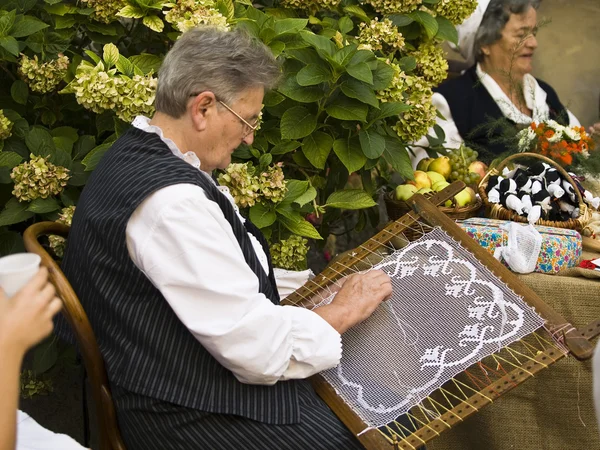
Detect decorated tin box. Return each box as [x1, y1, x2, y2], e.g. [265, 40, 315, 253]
[458, 218, 582, 274]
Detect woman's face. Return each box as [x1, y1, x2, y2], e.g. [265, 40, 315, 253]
[482, 6, 539, 81]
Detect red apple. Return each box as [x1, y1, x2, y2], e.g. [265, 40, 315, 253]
[468, 161, 488, 180]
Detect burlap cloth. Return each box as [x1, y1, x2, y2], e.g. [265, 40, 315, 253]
[428, 250, 600, 450]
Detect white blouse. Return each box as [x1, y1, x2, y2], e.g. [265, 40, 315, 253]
[125, 116, 341, 385]
[411, 64, 581, 167]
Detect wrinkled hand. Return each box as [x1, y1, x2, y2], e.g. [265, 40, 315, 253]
[328, 269, 392, 332]
[0, 267, 62, 355]
[589, 123, 600, 136]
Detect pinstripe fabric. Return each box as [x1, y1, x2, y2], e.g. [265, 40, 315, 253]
[111, 382, 363, 450]
[60, 127, 301, 424]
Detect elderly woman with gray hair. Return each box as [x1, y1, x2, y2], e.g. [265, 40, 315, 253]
[412, 0, 580, 165]
[58, 26, 393, 450]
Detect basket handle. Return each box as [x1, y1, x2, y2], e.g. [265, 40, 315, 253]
[478, 152, 585, 207]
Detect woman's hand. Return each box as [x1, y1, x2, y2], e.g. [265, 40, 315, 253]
[589, 123, 600, 136]
[0, 267, 62, 355]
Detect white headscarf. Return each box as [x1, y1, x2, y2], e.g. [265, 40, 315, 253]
[452, 0, 492, 65]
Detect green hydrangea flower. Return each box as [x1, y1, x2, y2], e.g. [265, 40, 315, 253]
[376, 61, 408, 103]
[48, 206, 76, 258]
[270, 235, 309, 271]
[18, 54, 70, 94]
[218, 163, 261, 208]
[411, 41, 448, 86]
[258, 163, 287, 204]
[364, 0, 422, 15]
[0, 110, 13, 140]
[433, 0, 477, 25]
[392, 75, 437, 142]
[80, 0, 125, 23]
[280, 0, 341, 11]
[11, 154, 70, 203]
[164, 0, 229, 32]
[115, 74, 158, 123]
[357, 18, 405, 54]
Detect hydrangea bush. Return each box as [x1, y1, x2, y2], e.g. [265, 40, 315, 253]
[0, 0, 473, 269]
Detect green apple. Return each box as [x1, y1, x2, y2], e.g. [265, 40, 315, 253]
[416, 187, 433, 195]
[395, 184, 418, 201]
[454, 187, 473, 207]
[432, 181, 451, 192]
[427, 171, 446, 185]
[416, 157, 434, 172]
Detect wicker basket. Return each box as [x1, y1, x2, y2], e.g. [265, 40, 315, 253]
[478, 152, 592, 231]
[384, 191, 482, 222]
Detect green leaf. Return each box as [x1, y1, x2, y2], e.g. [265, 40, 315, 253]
[10, 15, 49, 38]
[370, 101, 411, 121]
[278, 76, 323, 103]
[333, 138, 366, 173]
[43, 3, 76, 15]
[346, 61, 373, 84]
[340, 80, 379, 108]
[325, 189, 376, 210]
[27, 197, 60, 214]
[32, 339, 58, 374]
[342, 5, 370, 23]
[0, 36, 19, 56]
[278, 215, 322, 240]
[349, 50, 376, 66]
[331, 44, 357, 68]
[296, 64, 330, 86]
[10, 80, 28, 105]
[117, 5, 145, 19]
[263, 91, 285, 107]
[398, 56, 417, 73]
[48, 148, 72, 169]
[216, 0, 235, 21]
[25, 127, 55, 156]
[103, 43, 119, 68]
[280, 106, 317, 140]
[0, 198, 34, 227]
[67, 161, 89, 186]
[249, 202, 276, 228]
[294, 186, 317, 207]
[86, 21, 117, 36]
[84, 50, 101, 65]
[435, 16, 458, 45]
[53, 15, 76, 30]
[383, 136, 413, 180]
[359, 129, 386, 159]
[338, 16, 353, 34]
[0, 10, 16, 36]
[116, 55, 134, 77]
[388, 14, 414, 27]
[283, 180, 309, 201]
[129, 54, 162, 75]
[143, 15, 164, 33]
[271, 140, 300, 155]
[372, 60, 396, 90]
[72, 135, 96, 160]
[299, 30, 336, 56]
[408, 10, 439, 40]
[302, 132, 332, 170]
[286, 48, 321, 66]
[0, 231, 24, 256]
[325, 97, 368, 122]
[82, 143, 111, 171]
[274, 18, 307, 36]
[0, 151, 23, 168]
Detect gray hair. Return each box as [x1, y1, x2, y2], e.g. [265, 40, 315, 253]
[473, 0, 541, 62]
[155, 27, 281, 118]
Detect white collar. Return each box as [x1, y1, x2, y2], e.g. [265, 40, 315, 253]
[132, 116, 202, 170]
[475, 64, 550, 124]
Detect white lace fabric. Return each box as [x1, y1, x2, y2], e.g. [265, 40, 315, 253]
[314, 227, 545, 428]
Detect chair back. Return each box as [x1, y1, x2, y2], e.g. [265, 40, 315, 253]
[23, 222, 126, 450]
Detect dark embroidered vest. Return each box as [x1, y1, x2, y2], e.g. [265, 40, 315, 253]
[61, 127, 304, 424]
[435, 65, 569, 163]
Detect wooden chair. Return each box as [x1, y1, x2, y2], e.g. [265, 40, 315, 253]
[23, 222, 126, 450]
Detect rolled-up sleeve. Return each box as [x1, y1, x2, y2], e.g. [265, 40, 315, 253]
[126, 183, 341, 385]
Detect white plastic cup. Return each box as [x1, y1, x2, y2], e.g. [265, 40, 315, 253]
[0, 253, 42, 298]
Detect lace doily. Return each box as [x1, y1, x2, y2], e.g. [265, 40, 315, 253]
[316, 227, 545, 428]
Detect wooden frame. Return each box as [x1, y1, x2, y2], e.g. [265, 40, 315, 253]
[282, 182, 595, 449]
[23, 222, 126, 450]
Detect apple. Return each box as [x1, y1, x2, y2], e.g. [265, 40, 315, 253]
[468, 161, 488, 180]
[444, 199, 453, 207]
[416, 157, 434, 172]
[454, 187, 474, 207]
[395, 184, 418, 201]
[428, 156, 452, 179]
[416, 187, 433, 195]
[407, 170, 432, 189]
[465, 186, 477, 204]
[432, 181, 450, 192]
[427, 171, 446, 185]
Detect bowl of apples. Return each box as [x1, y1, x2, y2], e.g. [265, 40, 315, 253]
[385, 152, 484, 222]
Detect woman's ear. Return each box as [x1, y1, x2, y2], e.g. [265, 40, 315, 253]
[481, 45, 491, 57]
[189, 92, 217, 132]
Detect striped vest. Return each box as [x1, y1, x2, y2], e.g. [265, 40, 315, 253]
[61, 127, 303, 424]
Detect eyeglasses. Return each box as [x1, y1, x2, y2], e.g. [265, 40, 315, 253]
[189, 93, 259, 138]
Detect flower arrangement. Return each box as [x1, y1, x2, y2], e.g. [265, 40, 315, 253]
[517, 120, 595, 165]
